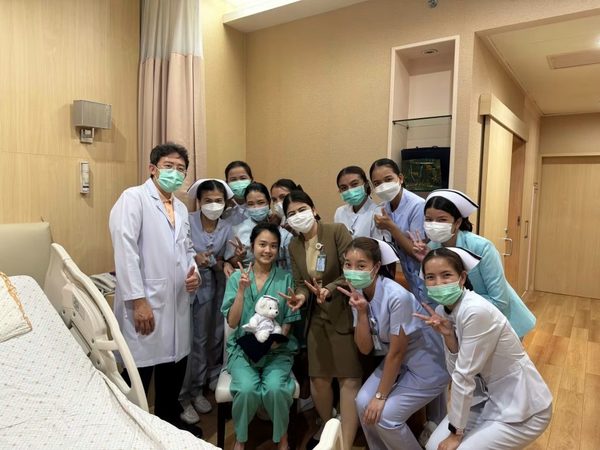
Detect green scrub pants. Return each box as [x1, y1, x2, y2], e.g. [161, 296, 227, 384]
[228, 351, 295, 443]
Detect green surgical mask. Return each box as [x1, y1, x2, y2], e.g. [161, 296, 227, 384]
[344, 268, 375, 290]
[427, 281, 463, 306]
[157, 168, 185, 193]
[340, 185, 367, 206]
[228, 179, 251, 198]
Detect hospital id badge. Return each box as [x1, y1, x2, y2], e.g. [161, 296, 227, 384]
[316, 254, 326, 272]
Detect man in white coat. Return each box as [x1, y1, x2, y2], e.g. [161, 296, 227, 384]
[109, 142, 201, 432]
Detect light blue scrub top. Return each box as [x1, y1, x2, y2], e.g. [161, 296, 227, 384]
[428, 230, 536, 337]
[221, 203, 247, 227]
[334, 197, 391, 241]
[360, 276, 448, 388]
[225, 217, 293, 271]
[383, 188, 428, 304]
[189, 211, 233, 305]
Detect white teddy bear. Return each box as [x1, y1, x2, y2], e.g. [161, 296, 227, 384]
[242, 295, 282, 343]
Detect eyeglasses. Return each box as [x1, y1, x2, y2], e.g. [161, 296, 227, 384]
[156, 164, 187, 175]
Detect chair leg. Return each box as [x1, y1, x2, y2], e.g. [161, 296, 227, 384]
[288, 399, 298, 449]
[218, 403, 227, 449]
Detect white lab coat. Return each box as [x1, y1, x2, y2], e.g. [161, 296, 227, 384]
[109, 178, 198, 367]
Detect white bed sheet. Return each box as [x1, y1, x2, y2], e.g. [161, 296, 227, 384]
[0, 276, 218, 450]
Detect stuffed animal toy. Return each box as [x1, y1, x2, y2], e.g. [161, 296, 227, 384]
[242, 295, 282, 343]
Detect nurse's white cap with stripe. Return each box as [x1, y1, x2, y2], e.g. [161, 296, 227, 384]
[425, 189, 479, 218]
[374, 239, 400, 265]
[187, 178, 234, 200]
[419, 246, 482, 278]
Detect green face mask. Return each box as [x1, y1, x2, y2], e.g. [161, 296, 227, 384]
[340, 185, 367, 206]
[157, 168, 185, 193]
[427, 281, 463, 306]
[228, 179, 251, 198]
[344, 268, 375, 290]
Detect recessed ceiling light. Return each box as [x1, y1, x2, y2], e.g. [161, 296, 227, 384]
[423, 48, 439, 55]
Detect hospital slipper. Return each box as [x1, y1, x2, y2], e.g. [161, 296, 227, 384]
[418, 420, 438, 447]
[193, 394, 213, 414]
[180, 404, 201, 424]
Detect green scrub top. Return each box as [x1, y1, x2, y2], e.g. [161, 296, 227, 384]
[222, 266, 301, 360]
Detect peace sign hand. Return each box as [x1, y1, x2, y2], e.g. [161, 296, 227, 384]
[278, 287, 306, 312]
[337, 285, 368, 313]
[409, 230, 428, 262]
[237, 262, 252, 291]
[229, 237, 247, 260]
[413, 303, 454, 336]
[304, 278, 331, 304]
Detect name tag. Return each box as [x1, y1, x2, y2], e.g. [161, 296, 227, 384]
[316, 254, 326, 272]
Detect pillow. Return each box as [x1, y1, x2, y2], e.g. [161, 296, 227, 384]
[0, 272, 32, 343]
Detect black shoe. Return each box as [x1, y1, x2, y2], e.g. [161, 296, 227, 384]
[305, 436, 319, 450]
[173, 418, 204, 439]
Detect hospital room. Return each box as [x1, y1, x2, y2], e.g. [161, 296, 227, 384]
[2, 0, 600, 449]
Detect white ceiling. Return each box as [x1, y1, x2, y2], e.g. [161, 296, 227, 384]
[484, 14, 600, 115]
[222, 0, 369, 33]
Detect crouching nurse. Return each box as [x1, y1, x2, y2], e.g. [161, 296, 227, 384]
[338, 237, 449, 450]
[417, 248, 552, 450]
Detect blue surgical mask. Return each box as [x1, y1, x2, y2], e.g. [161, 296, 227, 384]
[228, 179, 251, 198]
[340, 185, 367, 206]
[247, 205, 270, 222]
[157, 168, 185, 193]
[427, 281, 463, 306]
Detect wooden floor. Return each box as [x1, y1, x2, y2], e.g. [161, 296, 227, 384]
[195, 291, 600, 449]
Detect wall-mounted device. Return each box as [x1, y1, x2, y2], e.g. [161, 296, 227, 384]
[80, 161, 90, 194]
[72, 100, 112, 144]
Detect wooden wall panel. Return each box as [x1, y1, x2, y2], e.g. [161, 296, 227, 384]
[0, 0, 139, 274]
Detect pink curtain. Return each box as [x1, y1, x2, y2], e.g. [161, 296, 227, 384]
[138, 0, 207, 198]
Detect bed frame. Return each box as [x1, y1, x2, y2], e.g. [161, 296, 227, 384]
[0, 222, 148, 412]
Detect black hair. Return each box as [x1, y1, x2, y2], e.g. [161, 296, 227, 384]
[250, 222, 281, 248]
[244, 182, 271, 204]
[336, 166, 372, 196]
[195, 180, 226, 201]
[369, 158, 400, 178]
[271, 178, 302, 193]
[345, 237, 393, 280]
[149, 143, 189, 178]
[424, 196, 473, 232]
[224, 160, 253, 181]
[282, 190, 321, 221]
[422, 248, 474, 290]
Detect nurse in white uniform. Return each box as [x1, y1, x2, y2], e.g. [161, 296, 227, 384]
[368, 158, 429, 308]
[417, 247, 552, 450]
[109, 143, 200, 428]
[338, 238, 449, 450]
[334, 165, 390, 241]
[179, 178, 234, 424]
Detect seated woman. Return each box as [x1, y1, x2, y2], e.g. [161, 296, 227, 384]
[221, 222, 300, 450]
[338, 237, 449, 450]
[417, 248, 552, 450]
[416, 189, 535, 338]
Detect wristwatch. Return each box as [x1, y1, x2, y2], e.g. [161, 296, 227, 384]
[374, 392, 387, 401]
[448, 422, 464, 436]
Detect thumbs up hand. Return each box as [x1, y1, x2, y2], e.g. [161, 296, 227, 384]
[185, 266, 201, 292]
[374, 207, 394, 232]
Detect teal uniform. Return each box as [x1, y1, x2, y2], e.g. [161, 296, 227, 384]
[221, 266, 300, 443]
[429, 230, 535, 337]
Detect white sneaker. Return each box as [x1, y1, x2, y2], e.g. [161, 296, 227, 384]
[418, 420, 438, 447]
[193, 394, 212, 414]
[180, 404, 200, 424]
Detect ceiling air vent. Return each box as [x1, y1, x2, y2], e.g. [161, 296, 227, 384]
[547, 48, 600, 69]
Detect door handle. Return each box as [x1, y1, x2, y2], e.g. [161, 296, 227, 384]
[524, 220, 529, 239]
[502, 237, 513, 257]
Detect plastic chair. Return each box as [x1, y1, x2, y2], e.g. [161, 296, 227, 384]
[215, 319, 300, 448]
[314, 418, 344, 450]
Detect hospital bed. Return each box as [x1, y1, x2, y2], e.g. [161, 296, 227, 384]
[0, 222, 217, 449]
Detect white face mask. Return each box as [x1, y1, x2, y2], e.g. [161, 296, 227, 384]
[273, 202, 284, 217]
[374, 181, 401, 202]
[201, 203, 225, 221]
[424, 222, 454, 243]
[287, 209, 316, 234]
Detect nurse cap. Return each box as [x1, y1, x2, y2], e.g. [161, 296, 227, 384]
[187, 178, 234, 200]
[425, 189, 478, 218]
[419, 246, 481, 278]
[374, 239, 400, 265]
